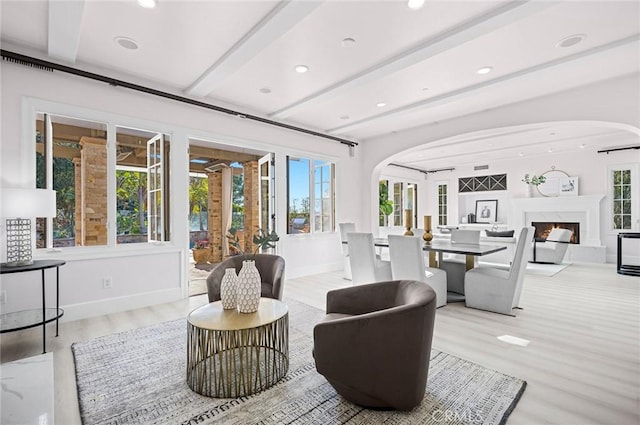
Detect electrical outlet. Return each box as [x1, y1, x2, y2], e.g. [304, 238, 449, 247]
[103, 277, 113, 289]
[0, 290, 6, 304]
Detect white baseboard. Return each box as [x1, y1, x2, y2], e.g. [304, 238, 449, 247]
[60, 288, 182, 322]
[286, 261, 343, 279]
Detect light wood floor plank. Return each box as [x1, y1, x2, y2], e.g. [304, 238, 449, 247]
[0, 262, 638, 425]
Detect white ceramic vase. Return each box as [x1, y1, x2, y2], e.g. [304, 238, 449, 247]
[526, 184, 535, 198]
[220, 268, 238, 310]
[237, 260, 261, 313]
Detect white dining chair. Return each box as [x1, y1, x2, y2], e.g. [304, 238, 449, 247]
[388, 235, 447, 307]
[440, 229, 481, 295]
[338, 222, 357, 280]
[347, 232, 392, 285]
[464, 227, 534, 315]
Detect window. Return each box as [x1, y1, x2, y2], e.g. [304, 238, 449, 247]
[188, 174, 208, 232]
[36, 113, 108, 247]
[287, 156, 335, 234]
[611, 166, 635, 230]
[232, 167, 245, 230]
[116, 126, 170, 243]
[379, 180, 391, 226]
[438, 183, 448, 226]
[393, 182, 403, 226]
[35, 112, 171, 249]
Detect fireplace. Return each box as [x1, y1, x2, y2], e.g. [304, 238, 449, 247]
[532, 222, 580, 244]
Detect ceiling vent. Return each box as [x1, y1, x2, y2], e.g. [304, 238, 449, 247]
[474, 165, 489, 171]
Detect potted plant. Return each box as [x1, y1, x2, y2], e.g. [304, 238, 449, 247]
[522, 174, 546, 197]
[226, 227, 279, 259]
[192, 239, 211, 264]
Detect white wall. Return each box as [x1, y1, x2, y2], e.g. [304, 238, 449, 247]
[0, 60, 363, 319]
[361, 75, 640, 263]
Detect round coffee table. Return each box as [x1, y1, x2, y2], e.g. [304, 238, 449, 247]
[186, 298, 289, 397]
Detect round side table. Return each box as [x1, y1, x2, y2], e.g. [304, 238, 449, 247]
[186, 298, 289, 397]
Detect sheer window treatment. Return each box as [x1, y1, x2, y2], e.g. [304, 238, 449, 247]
[221, 167, 233, 257]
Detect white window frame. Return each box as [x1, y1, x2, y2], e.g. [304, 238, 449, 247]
[286, 156, 335, 235]
[607, 163, 639, 232]
[26, 98, 174, 255]
[437, 182, 449, 226]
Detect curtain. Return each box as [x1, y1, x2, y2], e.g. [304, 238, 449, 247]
[221, 167, 233, 257]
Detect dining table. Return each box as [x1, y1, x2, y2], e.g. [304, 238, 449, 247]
[371, 237, 507, 271]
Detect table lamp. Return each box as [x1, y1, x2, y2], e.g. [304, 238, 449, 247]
[1, 188, 57, 267]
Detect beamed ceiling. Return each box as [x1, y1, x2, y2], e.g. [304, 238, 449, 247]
[2, 0, 639, 170]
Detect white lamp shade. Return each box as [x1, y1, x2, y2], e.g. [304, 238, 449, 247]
[1, 188, 57, 218]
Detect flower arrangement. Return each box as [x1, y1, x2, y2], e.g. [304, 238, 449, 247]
[226, 227, 279, 259]
[194, 239, 210, 250]
[522, 174, 546, 186]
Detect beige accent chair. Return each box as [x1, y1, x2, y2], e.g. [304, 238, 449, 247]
[464, 227, 534, 315]
[531, 228, 572, 264]
[347, 232, 392, 285]
[206, 254, 285, 302]
[338, 222, 356, 280]
[440, 229, 481, 295]
[313, 280, 437, 410]
[388, 235, 447, 307]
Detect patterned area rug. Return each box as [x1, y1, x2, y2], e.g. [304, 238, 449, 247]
[72, 300, 526, 425]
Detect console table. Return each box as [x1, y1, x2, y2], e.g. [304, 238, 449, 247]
[617, 233, 640, 276]
[0, 260, 65, 353]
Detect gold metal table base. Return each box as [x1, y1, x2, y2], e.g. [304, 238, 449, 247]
[187, 303, 289, 398]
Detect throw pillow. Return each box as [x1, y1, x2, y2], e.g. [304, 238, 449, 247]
[486, 230, 515, 237]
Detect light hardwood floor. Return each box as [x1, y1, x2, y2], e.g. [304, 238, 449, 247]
[1, 262, 638, 425]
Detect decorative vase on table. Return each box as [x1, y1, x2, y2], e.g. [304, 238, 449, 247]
[237, 260, 261, 313]
[220, 268, 238, 310]
[422, 215, 433, 243]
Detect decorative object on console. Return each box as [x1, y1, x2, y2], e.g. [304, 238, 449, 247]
[0, 188, 56, 267]
[475, 200, 498, 223]
[486, 230, 515, 237]
[404, 209, 414, 236]
[422, 215, 433, 243]
[220, 268, 238, 309]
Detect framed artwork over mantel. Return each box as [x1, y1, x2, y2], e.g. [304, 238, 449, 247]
[475, 200, 498, 223]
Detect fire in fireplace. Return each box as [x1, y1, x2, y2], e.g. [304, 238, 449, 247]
[531, 222, 580, 244]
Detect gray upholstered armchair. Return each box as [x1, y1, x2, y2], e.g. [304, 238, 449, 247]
[313, 280, 437, 411]
[206, 254, 285, 303]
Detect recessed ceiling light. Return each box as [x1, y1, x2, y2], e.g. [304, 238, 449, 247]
[376, 102, 387, 107]
[519, 152, 524, 157]
[259, 87, 272, 94]
[476, 66, 493, 75]
[580, 144, 586, 149]
[407, 0, 425, 10]
[294, 65, 309, 73]
[137, 0, 157, 8]
[341, 37, 356, 47]
[548, 148, 554, 153]
[557, 34, 586, 48]
[422, 87, 429, 91]
[549, 132, 556, 136]
[340, 115, 350, 120]
[114, 36, 139, 50]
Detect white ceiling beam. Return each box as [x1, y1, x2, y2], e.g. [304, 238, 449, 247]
[328, 35, 640, 135]
[185, 0, 322, 97]
[48, 0, 85, 63]
[270, 0, 558, 120]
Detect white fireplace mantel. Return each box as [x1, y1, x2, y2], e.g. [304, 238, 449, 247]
[510, 195, 606, 262]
